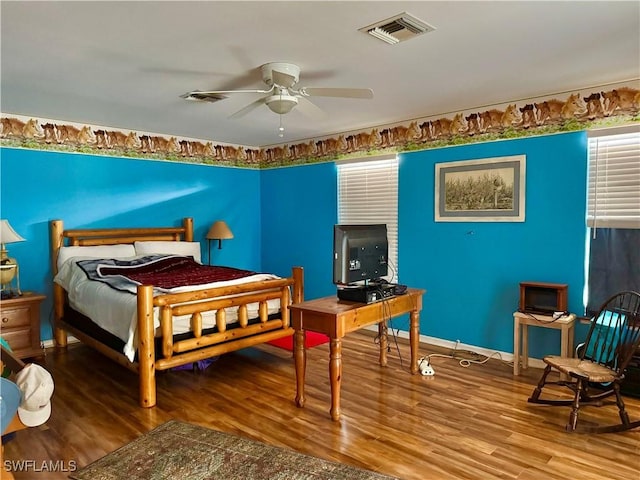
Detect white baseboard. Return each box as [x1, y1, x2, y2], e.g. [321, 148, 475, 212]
[364, 325, 546, 370]
[42, 336, 80, 349]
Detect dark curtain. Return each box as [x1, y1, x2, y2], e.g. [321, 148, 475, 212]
[587, 228, 640, 315]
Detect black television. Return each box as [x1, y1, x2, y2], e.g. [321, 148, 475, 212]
[333, 224, 389, 285]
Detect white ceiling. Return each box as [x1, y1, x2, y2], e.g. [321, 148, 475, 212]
[2, 1, 639, 148]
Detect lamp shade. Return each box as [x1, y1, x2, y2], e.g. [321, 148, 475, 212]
[206, 221, 234, 240]
[0, 220, 25, 245]
[0, 220, 24, 295]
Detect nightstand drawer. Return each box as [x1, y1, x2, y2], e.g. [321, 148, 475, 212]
[1, 306, 31, 328]
[1, 328, 32, 351]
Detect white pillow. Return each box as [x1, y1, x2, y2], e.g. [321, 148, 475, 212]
[57, 244, 136, 270]
[134, 241, 202, 263]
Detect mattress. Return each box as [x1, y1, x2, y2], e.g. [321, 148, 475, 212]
[54, 255, 282, 362]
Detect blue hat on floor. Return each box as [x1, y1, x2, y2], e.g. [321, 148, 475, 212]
[1, 377, 21, 434]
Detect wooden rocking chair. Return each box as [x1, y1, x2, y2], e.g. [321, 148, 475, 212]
[528, 291, 640, 433]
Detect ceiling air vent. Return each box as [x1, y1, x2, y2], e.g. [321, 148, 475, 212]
[359, 12, 435, 45]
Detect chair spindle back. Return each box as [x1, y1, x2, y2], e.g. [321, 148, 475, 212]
[580, 291, 640, 375]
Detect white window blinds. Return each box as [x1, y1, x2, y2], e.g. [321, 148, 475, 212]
[337, 155, 399, 280]
[587, 128, 640, 229]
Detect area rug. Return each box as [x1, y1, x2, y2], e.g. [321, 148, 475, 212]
[70, 420, 398, 480]
[267, 331, 330, 351]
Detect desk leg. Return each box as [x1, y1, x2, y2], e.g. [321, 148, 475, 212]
[513, 317, 520, 375]
[378, 320, 388, 367]
[329, 337, 342, 421]
[410, 310, 419, 374]
[294, 329, 306, 408]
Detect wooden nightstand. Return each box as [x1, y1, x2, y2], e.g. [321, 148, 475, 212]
[0, 292, 46, 359]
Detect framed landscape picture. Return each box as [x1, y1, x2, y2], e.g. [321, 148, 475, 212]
[435, 155, 526, 222]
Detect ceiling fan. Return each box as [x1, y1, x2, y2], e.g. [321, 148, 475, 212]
[180, 62, 373, 119]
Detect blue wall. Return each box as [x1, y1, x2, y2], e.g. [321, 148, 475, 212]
[399, 132, 588, 358]
[0, 148, 262, 340]
[1, 131, 589, 358]
[260, 132, 589, 358]
[260, 162, 337, 300]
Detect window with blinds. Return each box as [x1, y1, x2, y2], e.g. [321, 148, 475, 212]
[337, 155, 399, 281]
[587, 128, 640, 229]
[585, 126, 640, 314]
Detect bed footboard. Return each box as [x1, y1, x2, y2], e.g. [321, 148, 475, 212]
[137, 266, 304, 408]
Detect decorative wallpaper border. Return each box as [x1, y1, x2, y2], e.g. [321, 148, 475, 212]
[2, 81, 638, 169]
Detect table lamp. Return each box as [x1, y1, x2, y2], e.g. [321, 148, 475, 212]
[0, 220, 25, 299]
[206, 220, 234, 265]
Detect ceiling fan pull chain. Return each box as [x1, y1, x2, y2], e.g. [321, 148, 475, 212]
[278, 92, 285, 137]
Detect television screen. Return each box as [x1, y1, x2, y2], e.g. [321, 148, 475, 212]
[333, 224, 388, 285]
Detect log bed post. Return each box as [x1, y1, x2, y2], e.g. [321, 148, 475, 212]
[137, 285, 156, 408]
[292, 266, 304, 304]
[182, 217, 194, 241]
[50, 220, 68, 348]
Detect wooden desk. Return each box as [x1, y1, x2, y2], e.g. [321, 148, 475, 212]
[513, 311, 576, 380]
[290, 288, 425, 421]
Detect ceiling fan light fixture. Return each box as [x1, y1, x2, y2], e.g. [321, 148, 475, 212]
[265, 94, 298, 114]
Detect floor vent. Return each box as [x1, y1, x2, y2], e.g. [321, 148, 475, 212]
[359, 12, 435, 45]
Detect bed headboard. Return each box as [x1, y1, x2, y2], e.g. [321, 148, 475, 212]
[50, 217, 194, 276]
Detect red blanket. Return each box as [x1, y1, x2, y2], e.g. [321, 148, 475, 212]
[97, 256, 257, 290]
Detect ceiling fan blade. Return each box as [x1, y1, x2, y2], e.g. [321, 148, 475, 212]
[207, 67, 262, 92]
[228, 97, 266, 119]
[180, 91, 228, 103]
[299, 87, 374, 99]
[295, 96, 327, 120]
[181, 87, 272, 99]
[299, 69, 338, 82]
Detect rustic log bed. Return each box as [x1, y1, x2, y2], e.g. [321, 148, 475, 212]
[51, 218, 303, 408]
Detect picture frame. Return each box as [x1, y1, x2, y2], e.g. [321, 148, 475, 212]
[435, 155, 526, 222]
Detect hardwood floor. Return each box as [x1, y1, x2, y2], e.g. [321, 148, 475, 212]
[4, 332, 639, 479]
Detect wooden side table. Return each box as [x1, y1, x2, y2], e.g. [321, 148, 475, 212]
[0, 292, 46, 359]
[513, 311, 576, 380]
